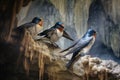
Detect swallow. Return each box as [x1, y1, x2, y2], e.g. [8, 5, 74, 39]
[60, 29, 96, 69]
[14, 17, 43, 39]
[37, 22, 74, 46]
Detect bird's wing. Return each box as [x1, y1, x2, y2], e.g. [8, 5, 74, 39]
[14, 23, 35, 32]
[38, 28, 56, 37]
[24, 23, 35, 28]
[64, 37, 93, 56]
[63, 30, 74, 41]
[60, 39, 80, 53]
[35, 28, 56, 41]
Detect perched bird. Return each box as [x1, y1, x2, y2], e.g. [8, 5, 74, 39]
[37, 22, 74, 46]
[14, 17, 43, 40]
[60, 29, 96, 69]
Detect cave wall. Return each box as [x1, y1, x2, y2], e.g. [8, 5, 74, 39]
[16, 0, 120, 58]
[0, 0, 31, 42]
[101, 0, 120, 57]
[16, 0, 92, 49]
[0, 0, 120, 60]
[88, 0, 120, 58]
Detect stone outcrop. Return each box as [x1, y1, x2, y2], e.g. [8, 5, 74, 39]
[58, 52, 120, 80]
[1, 34, 120, 80]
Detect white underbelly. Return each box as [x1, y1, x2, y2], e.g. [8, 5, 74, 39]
[81, 37, 95, 54]
[56, 29, 63, 37]
[50, 29, 63, 42]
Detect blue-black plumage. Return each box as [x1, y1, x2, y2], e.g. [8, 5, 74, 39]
[60, 29, 96, 69]
[37, 22, 74, 46]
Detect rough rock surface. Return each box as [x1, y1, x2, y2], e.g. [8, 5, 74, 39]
[1, 28, 120, 80]
[54, 52, 120, 80]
